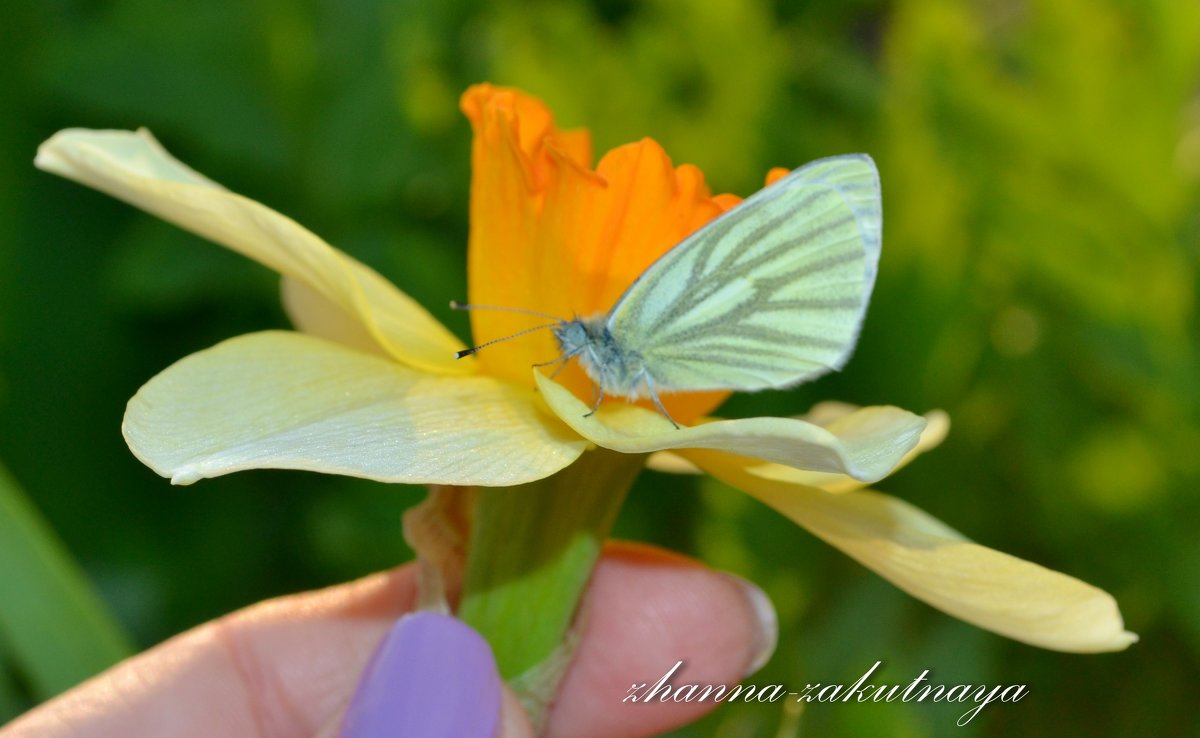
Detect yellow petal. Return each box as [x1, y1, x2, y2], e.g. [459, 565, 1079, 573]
[648, 407, 950, 487]
[535, 372, 925, 482]
[645, 451, 704, 475]
[35, 128, 469, 376]
[725, 410, 949, 493]
[124, 331, 586, 486]
[693, 456, 1137, 652]
[280, 275, 390, 359]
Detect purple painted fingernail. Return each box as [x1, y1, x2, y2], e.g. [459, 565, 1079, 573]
[339, 612, 502, 738]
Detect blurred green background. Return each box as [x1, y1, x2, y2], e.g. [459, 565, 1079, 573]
[2, 0, 1198, 735]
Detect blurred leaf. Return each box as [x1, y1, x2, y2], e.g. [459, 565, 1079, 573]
[485, 0, 788, 189]
[38, 0, 289, 170]
[0, 646, 23, 724]
[0, 462, 134, 698]
[104, 219, 276, 313]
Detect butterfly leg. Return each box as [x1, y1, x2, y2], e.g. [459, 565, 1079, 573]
[642, 373, 680, 429]
[583, 384, 605, 418]
[532, 349, 580, 380]
[532, 355, 568, 379]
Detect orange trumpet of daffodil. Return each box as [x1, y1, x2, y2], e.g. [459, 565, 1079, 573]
[35, 84, 1134, 654]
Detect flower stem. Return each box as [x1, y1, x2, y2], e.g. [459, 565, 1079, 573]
[458, 448, 645, 723]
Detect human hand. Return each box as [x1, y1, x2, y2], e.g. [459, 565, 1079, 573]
[2, 542, 776, 738]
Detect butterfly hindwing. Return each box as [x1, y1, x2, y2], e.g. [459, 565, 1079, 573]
[606, 154, 882, 393]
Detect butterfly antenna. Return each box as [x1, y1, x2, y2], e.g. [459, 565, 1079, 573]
[450, 300, 565, 321]
[454, 321, 560, 359]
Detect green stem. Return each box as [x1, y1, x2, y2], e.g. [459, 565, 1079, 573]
[458, 448, 645, 722]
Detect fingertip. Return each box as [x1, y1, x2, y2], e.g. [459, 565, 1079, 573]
[544, 543, 778, 738]
[720, 572, 778, 676]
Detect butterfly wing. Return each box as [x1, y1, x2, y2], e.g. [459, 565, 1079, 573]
[607, 154, 881, 392]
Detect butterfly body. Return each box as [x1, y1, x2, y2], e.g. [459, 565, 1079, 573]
[552, 314, 650, 399]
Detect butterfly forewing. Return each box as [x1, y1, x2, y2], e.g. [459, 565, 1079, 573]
[607, 154, 882, 392]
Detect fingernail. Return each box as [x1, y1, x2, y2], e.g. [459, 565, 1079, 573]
[726, 574, 778, 675]
[340, 612, 501, 738]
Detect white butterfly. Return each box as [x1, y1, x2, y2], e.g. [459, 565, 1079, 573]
[455, 154, 882, 427]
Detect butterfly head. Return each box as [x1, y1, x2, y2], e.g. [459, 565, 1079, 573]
[552, 315, 647, 400]
[549, 318, 590, 358]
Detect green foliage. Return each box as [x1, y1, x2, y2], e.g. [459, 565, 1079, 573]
[2, 0, 1198, 734]
[0, 464, 133, 719]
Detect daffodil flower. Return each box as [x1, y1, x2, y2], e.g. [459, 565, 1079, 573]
[35, 85, 1134, 700]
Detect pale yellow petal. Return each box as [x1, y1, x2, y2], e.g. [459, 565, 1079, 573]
[645, 452, 703, 475]
[693, 455, 1137, 652]
[280, 275, 389, 359]
[535, 372, 925, 482]
[35, 128, 469, 375]
[124, 331, 586, 486]
[648, 408, 949, 486]
[729, 409, 949, 493]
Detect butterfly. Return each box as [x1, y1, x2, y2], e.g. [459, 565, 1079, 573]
[454, 154, 882, 428]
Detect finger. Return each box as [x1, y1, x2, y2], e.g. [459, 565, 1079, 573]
[545, 541, 776, 738]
